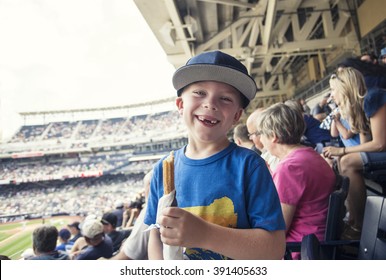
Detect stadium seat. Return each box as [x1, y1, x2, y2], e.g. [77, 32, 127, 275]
[300, 196, 386, 260]
[284, 174, 349, 259]
[364, 170, 386, 197]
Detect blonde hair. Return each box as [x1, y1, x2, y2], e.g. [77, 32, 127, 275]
[330, 67, 370, 134]
[256, 103, 305, 144]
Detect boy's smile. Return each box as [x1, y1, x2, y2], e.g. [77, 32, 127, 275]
[196, 115, 219, 126]
[176, 81, 243, 145]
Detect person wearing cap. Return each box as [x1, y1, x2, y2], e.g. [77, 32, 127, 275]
[112, 200, 125, 228]
[101, 212, 131, 254]
[145, 50, 286, 260]
[55, 228, 74, 252]
[75, 219, 113, 260]
[67, 221, 82, 243]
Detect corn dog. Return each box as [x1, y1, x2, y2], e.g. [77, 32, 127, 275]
[162, 151, 175, 195]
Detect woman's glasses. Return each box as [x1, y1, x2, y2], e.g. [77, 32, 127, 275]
[248, 131, 261, 138]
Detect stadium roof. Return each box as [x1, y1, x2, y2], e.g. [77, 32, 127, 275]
[134, 0, 386, 114]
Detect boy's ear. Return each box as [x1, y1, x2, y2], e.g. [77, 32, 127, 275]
[233, 108, 243, 124]
[176, 97, 184, 115]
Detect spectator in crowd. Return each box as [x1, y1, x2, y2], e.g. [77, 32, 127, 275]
[246, 108, 280, 171]
[67, 221, 82, 243]
[256, 103, 336, 259]
[0, 255, 11, 260]
[75, 218, 113, 260]
[69, 236, 88, 258]
[380, 47, 386, 66]
[109, 171, 152, 260]
[323, 67, 386, 239]
[30, 225, 70, 260]
[145, 50, 286, 260]
[311, 93, 332, 121]
[55, 228, 73, 252]
[112, 200, 125, 228]
[232, 123, 260, 154]
[285, 100, 331, 152]
[101, 212, 132, 254]
[360, 51, 378, 64]
[299, 98, 311, 115]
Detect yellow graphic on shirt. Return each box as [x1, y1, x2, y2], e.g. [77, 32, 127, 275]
[183, 196, 237, 228]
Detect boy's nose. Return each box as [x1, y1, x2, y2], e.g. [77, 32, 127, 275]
[203, 99, 218, 111]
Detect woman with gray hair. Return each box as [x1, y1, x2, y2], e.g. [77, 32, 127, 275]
[256, 103, 336, 259]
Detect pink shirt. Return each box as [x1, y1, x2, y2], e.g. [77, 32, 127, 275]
[273, 147, 335, 242]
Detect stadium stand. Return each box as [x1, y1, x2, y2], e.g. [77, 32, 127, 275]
[0, 100, 188, 223]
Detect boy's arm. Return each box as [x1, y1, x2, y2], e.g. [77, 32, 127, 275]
[159, 207, 286, 260]
[148, 228, 164, 260]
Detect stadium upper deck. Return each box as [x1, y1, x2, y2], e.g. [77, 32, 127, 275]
[0, 100, 187, 158]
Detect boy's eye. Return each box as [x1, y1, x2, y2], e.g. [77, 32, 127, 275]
[221, 96, 233, 102]
[193, 91, 205, 96]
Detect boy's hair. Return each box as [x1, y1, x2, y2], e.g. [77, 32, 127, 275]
[256, 103, 305, 145]
[172, 50, 257, 108]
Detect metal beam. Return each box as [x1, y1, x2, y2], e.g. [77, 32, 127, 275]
[197, 0, 256, 9]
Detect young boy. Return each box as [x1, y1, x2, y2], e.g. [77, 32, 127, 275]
[145, 50, 286, 260]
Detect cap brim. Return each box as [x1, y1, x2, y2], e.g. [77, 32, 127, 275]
[172, 64, 257, 102]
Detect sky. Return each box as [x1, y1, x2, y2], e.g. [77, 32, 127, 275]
[0, 0, 176, 140]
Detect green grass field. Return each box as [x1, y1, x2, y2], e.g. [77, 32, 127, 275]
[0, 217, 77, 260]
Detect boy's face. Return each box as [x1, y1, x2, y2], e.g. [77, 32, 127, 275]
[176, 81, 243, 143]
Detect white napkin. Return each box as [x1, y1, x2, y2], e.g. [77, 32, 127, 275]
[156, 189, 184, 260]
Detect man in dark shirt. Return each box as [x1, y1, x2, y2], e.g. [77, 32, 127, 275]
[75, 219, 113, 260]
[101, 212, 131, 254]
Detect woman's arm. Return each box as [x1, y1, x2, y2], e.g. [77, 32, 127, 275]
[333, 118, 356, 140]
[323, 104, 386, 156]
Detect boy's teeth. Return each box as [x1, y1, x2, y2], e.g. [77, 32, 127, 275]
[198, 116, 218, 124]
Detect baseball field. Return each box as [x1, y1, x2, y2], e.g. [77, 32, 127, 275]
[0, 216, 77, 260]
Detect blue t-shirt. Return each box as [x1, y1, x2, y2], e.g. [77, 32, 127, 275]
[145, 142, 285, 260]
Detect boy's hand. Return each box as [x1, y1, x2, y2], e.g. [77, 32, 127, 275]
[158, 207, 206, 248]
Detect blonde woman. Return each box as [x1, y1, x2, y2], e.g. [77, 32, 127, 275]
[256, 103, 336, 259]
[323, 67, 386, 239]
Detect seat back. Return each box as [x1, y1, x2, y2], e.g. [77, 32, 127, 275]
[284, 174, 349, 259]
[301, 234, 321, 260]
[324, 175, 349, 241]
[301, 196, 386, 260]
[358, 196, 386, 260]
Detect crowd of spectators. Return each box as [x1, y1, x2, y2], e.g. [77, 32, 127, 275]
[0, 173, 147, 222]
[0, 156, 156, 184]
[5, 110, 185, 150]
